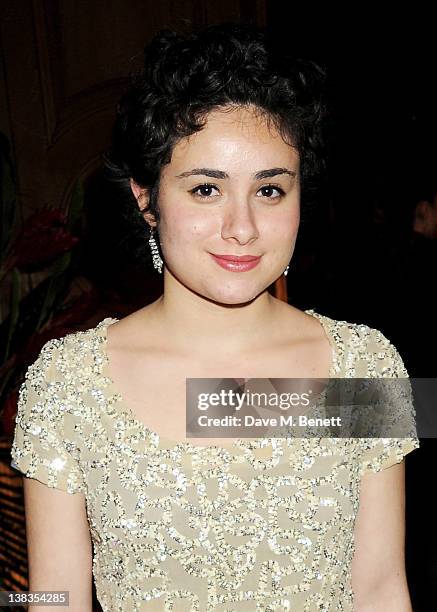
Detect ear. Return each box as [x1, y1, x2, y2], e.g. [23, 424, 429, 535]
[130, 178, 157, 228]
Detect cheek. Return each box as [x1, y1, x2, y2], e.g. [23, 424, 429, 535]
[161, 208, 214, 249]
[265, 206, 300, 242]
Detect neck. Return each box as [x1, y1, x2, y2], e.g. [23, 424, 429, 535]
[148, 271, 285, 354]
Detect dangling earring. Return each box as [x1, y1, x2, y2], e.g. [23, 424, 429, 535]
[283, 263, 290, 277]
[148, 226, 163, 273]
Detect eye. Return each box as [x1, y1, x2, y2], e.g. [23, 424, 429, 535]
[189, 183, 220, 200]
[257, 184, 286, 200]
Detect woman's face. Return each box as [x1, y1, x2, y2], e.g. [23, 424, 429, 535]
[135, 105, 301, 305]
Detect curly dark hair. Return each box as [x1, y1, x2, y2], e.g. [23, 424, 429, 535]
[104, 22, 327, 266]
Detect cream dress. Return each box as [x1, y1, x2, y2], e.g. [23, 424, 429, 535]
[10, 310, 420, 611]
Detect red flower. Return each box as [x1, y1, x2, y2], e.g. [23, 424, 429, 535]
[8, 208, 79, 273]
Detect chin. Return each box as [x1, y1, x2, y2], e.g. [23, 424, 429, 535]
[205, 284, 265, 306]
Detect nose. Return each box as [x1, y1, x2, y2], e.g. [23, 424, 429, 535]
[220, 198, 259, 245]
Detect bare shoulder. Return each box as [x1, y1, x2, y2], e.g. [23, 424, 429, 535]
[266, 300, 334, 377]
[271, 299, 330, 343]
[106, 302, 163, 351]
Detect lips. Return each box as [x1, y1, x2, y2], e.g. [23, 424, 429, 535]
[209, 252, 262, 272]
[209, 253, 261, 262]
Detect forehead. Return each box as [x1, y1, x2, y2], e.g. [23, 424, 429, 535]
[168, 105, 299, 171]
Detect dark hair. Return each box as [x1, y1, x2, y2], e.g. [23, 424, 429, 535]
[104, 22, 327, 265]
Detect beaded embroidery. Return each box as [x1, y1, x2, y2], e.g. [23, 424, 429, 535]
[10, 310, 419, 611]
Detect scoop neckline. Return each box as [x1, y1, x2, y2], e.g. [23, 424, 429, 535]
[95, 308, 340, 455]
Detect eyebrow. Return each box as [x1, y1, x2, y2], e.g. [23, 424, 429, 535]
[175, 167, 297, 180]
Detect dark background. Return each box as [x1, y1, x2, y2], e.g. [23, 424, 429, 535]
[1, 1, 435, 610]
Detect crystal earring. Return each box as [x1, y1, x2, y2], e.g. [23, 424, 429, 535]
[148, 226, 163, 273]
[283, 263, 290, 277]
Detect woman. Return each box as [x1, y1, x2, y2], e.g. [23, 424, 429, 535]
[10, 23, 419, 611]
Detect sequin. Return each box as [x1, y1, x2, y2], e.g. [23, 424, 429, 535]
[10, 309, 420, 611]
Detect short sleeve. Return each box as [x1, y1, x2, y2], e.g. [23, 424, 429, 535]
[358, 329, 420, 476]
[10, 338, 85, 494]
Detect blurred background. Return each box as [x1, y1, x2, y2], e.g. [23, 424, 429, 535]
[0, 1, 435, 610]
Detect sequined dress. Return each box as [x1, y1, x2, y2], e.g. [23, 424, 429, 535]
[10, 310, 420, 611]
